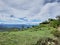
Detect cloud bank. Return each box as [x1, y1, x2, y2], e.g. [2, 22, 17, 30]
[0, 0, 60, 24]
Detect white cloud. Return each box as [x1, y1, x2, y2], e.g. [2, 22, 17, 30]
[29, 2, 60, 22]
[0, 0, 60, 24]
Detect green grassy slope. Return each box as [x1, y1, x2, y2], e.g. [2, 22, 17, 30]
[0, 16, 60, 45]
[0, 25, 55, 45]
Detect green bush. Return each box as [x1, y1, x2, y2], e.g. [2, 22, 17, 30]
[51, 30, 60, 37]
[34, 37, 59, 45]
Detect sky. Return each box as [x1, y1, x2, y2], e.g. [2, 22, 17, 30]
[0, 0, 60, 25]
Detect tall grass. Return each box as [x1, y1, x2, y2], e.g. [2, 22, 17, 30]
[0, 29, 54, 45]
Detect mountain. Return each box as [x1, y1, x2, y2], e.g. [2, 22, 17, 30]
[0, 24, 33, 29]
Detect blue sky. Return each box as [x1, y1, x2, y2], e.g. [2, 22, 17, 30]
[0, 0, 60, 24]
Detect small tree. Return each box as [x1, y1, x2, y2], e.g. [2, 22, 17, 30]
[41, 21, 49, 24]
[56, 15, 60, 21]
[32, 25, 35, 28]
[49, 20, 59, 28]
[48, 18, 55, 22]
[56, 15, 60, 26]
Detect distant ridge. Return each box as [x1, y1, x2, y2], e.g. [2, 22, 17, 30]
[0, 24, 33, 29]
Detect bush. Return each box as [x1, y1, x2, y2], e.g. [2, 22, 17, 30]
[51, 30, 60, 37]
[34, 37, 59, 45]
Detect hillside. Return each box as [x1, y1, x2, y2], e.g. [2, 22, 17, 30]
[0, 26, 54, 45]
[0, 24, 60, 45]
[0, 16, 60, 45]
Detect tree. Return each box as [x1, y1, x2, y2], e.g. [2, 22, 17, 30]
[27, 27, 30, 28]
[48, 15, 60, 28]
[41, 21, 49, 24]
[56, 15, 60, 21]
[32, 25, 35, 27]
[48, 18, 55, 22]
[56, 15, 60, 26]
[49, 20, 58, 28]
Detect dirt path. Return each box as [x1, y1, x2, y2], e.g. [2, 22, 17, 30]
[57, 27, 60, 31]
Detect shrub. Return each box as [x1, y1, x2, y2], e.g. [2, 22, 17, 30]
[34, 37, 59, 45]
[51, 30, 60, 37]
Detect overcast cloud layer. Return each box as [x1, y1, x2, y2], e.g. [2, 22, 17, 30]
[0, 0, 60, 24]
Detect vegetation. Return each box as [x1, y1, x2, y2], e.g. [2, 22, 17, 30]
[0, 15, 60, 45]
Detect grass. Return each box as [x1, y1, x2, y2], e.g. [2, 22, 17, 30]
[0, 29, 54, 45]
